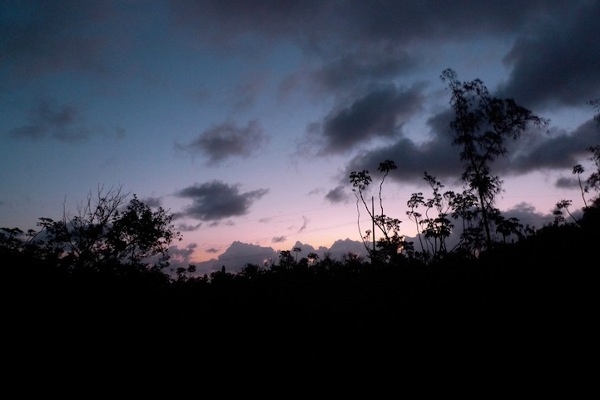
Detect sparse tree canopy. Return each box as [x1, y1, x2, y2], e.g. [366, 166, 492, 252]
[441, 68, 548, 251]
[29, 186, 181, 270]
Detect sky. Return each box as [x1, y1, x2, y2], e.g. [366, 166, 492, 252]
[1, 0, 599, 274]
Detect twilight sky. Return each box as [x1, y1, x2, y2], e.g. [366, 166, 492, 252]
[1, 0, 599, 272]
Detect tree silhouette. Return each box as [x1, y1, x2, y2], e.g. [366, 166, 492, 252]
[441, 68, 547, 252]
[585, 145, 600, 196]
[29, 186, 180, 270]
[406, 172, 455, 262]
[554, 101, 599, 224]
[350, 160, 408, 264]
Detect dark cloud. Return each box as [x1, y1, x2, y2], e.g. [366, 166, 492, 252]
[8, 100, 92, 142]
[343, 106, 599, 189]
[325, 186, 350, 204]
[169, 0, 327, 45]
[340, 1, 574, 45]
[498, 1, 600, 109]
[177, 222, 203, 232]
[176, 180, 269, 221]
[0, 1, 111, 79]
[345, 136, 460, 187]
[170, 1, 574, 51]
[508, 120, 599, 173]
[141, 196, 162, 208]
[343, 110, 460, 185]
[311, 46, 416, 92]
[177, 120, 268, 165]
[309, 84, 425, 154]
[555, 177, 579, 190]
[272, 236, 286, 243]
[168, 0, 590, 115]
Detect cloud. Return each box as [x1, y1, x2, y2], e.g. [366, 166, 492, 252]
[555, 177, 579, 190]
[177, 222, 203, 232]
[169, 0, 327, 46]
[498, 1, 600, 109]
[215, 241, 278, 270]
[298, 216, 309, 233]
[272, 236, 286, 243]
[311, 46, 416, 92]
[342, 106, 599, 189]
[166, 243, 197, 271]
[308, 83, 425, 155]
[141, 196, 162, 208]
[169, 1, 574, 51]
[191, 238, 371, 275]
[176, 180, 269, 221]
[502, 202, 553, 229]
[233, 74, 267, 110]
[343, 110, 461, 185]
[177, 120, 268, 165]
[325, 186, 350, 204]
[7, 100, 93, 142]
[0, 1, 111, 80]
[507, 120, 599, 174]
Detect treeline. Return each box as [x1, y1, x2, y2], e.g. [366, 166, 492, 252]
[2, 188, 598, 373]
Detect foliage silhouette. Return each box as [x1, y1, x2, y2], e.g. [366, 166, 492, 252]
[2, 74, 599, 376]
[350, 160, 410, 265]
[3, 188, 598, 374]
[22, 186, 181, 271]
[441, 68, 548, 251]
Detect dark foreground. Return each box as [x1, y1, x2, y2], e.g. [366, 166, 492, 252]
[5, 233, 597, 386]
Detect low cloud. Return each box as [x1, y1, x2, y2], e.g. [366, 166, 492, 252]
[502, 202, 554, 229]
[166, 243, 198, 271]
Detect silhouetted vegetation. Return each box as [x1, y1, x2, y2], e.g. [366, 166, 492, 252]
[3, 72, 598, 376]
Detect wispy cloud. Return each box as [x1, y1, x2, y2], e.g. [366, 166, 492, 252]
[176, 120, 268, 165]
[272, 235, 286, 243]
[8, 100, 92, 142]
